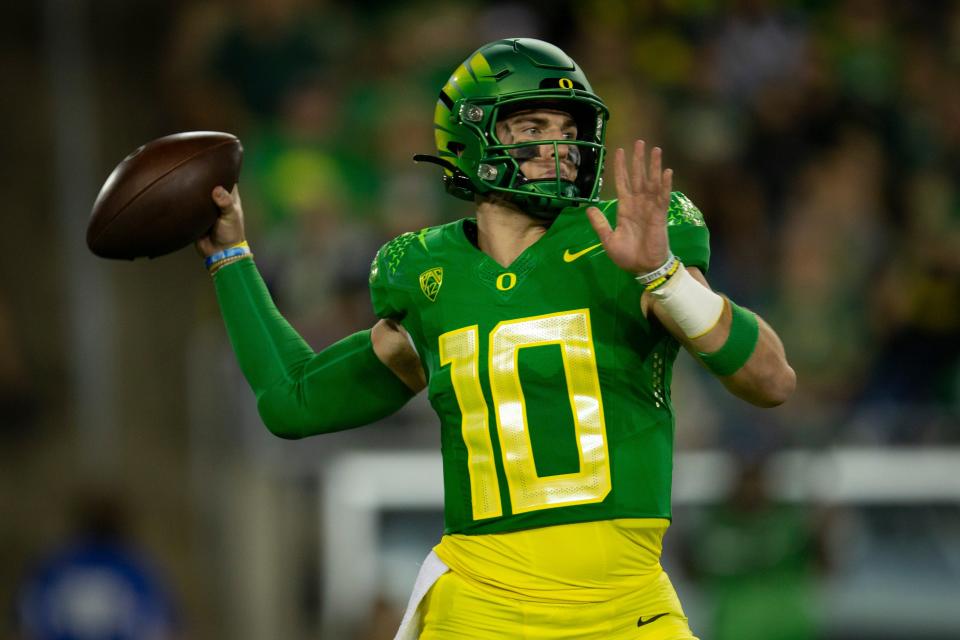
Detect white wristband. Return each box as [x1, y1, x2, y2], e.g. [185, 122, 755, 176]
[648, 266, 725, 339]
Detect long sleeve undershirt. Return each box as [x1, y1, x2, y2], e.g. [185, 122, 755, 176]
[212, 258, 414, 439]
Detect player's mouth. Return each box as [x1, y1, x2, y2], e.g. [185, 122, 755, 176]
[523, 162, 576, 181]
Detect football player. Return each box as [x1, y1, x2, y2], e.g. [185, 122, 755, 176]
[200, 38, 795, 640]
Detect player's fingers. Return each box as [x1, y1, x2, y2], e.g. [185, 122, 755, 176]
[662, 168, 673, 204]
[614, 148, 631, 203]
[212, 186, 231, 207]
[586, 206, 614, 244]
[212, 186, 238, 217]
[631, 140, 646, 193]
[648, 147, 662, 194]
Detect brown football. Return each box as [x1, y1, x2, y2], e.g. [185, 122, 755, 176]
[87, 131, 243, 259]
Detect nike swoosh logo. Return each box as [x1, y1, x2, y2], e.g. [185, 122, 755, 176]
[637, 613, 669, 627]
[563, 243, 604, 262]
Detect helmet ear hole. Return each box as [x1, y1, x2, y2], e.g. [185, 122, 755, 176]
[446, 141, 467, 155]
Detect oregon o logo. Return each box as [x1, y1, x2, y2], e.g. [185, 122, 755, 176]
[496, 272, 517, 291]
[559, 78, 574, 89]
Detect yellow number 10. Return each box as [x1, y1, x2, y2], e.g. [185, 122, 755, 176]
[439, 309, 611, 519]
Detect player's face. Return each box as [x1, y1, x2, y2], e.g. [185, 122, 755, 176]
[495, 109, 579, 181]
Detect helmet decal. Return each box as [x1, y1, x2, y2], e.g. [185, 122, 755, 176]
[540, 77, 585, 90]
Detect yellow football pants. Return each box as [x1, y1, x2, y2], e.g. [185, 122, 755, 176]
[418, 567, 697, 639]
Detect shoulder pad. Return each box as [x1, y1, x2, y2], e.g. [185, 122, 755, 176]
[377, 231, 419, 279]
[369, 231, 427, 320]
[370, 225, 448, 288]
[668, 192, 706, 227]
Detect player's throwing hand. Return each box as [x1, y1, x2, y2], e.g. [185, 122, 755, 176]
[197, 184, 246, 258]
[586, 140, 673, 275]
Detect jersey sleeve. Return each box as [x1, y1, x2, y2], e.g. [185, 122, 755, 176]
[213, 259, 414, 438]
[369, 249, 400, 319]
[666, 191, 711, 272]
[369, 232, 417, 320]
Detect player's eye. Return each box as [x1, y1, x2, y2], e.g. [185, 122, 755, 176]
[522, 127, 540, 136]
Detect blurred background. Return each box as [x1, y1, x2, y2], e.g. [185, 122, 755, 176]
[2, 0, 959, 638]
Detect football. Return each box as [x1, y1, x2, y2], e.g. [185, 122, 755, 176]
[87, 131, 243, 260]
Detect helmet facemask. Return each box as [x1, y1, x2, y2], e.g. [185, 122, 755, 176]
[481, 98, 607, 218]
[417, 38, 610, 218]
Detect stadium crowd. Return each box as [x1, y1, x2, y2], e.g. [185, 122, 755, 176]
[167, 0, 960, 450]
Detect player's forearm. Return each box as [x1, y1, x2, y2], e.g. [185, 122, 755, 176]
[253, 329, 416, 437]
[648, 267, 795, 407]
[212, 258, 414, 437]
[688, 305, 796, 407]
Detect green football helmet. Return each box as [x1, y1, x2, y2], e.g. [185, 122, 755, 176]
[415, 38, 609, 218]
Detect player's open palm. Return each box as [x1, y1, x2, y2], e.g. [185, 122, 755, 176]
[586, 141, 672, 275]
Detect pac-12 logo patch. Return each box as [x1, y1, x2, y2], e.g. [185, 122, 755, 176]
[419, 267, 443, 301]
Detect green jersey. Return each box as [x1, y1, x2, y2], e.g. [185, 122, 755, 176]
[369, 193, 710, 535]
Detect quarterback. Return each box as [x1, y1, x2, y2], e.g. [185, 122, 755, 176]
[200, 39, 795, 639]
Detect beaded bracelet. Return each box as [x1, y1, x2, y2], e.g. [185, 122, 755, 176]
[208, 253, 253, 276]
[635, 253, 681, 292]
[206, 241, 252, 274]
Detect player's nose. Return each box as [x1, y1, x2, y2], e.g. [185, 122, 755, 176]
[538, 139, 568, 159]
[534, 141, 553, 159]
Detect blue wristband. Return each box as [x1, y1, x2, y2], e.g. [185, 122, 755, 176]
[205, 243, 250, 269]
